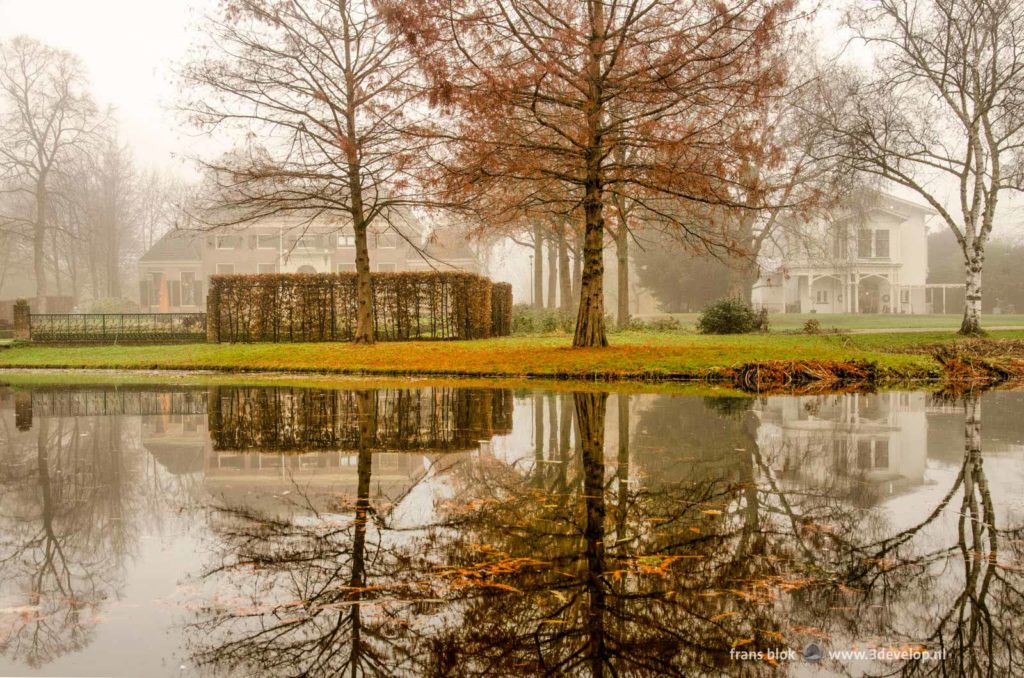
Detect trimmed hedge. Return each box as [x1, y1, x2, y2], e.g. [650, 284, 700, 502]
[207, 272, 511, 342]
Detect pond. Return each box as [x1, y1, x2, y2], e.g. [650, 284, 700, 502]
[0, 379, 1022, 677]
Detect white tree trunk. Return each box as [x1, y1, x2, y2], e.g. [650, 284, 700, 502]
[960, 254, 983, 335]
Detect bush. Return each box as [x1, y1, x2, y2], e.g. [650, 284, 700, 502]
[696, 299, 769, 335]
[803, 318, 822, 335]
[512, 304, 572, 334]
[630, 316, 681, 332]
[208, 272, 509, 343]
[82, 297, 140, 313]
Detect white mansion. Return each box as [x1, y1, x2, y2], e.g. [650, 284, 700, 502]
[752, 193, 940, 314]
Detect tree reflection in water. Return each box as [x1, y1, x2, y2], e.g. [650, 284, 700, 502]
[16, 383, 999, 678]
[0, 412, 138, 667]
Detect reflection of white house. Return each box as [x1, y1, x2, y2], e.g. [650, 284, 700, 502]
[752, 193, 934, 314]
[754, 392, 929, 504]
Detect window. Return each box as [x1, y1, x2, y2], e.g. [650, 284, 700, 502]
[149, 272, 162, 305]
[874, 229, 890, 258]
[295, 235, 320, 249]
[257, 234, 279, 249]
[832, 224, 848, 259]
[216, 235, 238, 250]
[874, 440, 889, 468]
[857, 230, 873, 258]
[857, 439, 872, 469]
[900, 289, 910, 304]
[257, 263, 278, 274]
[168, 279, 181, 307]
[216, 263, 235, 275]
[337, 232, 356, 248]
[375, 233, 397, 248]
[337, 263, 356, 272]
[815, 289, 829, 304]
[377, 262, 397, 272]
[181, 271, 198, 306]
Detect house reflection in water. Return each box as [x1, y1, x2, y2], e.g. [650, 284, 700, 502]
[137, 385, 515, 513]
[754, 392, 930, 505]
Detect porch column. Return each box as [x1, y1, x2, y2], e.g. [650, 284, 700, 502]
[853, 276, 859, 313]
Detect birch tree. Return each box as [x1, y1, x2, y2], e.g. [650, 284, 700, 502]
[823, 0, 1024, 334]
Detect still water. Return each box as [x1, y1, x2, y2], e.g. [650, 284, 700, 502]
[0, 381, 1022, 677]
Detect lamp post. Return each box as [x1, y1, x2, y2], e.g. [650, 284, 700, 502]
[529, 254, 534, 305]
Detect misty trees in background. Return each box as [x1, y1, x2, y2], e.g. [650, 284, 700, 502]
[184, 0, 429, 344]
[819, 0, 1024, 335]
[0, 36, 97, 309]
[391, 0, 797, 347]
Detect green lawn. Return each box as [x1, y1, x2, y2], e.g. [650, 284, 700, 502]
[2, 330, 1021, 381]
[653, 312, 1024, 332]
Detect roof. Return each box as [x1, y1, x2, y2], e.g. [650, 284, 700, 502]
[139, 230, 203, 263]
[421, 230, 479, 263]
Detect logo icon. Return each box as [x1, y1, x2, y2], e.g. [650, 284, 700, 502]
[803, 642, 824, 663]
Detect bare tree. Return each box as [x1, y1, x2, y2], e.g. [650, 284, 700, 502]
[820, 0, 1024, 334]
[184, 0, 429, 343]
[0, 36, 97, 310]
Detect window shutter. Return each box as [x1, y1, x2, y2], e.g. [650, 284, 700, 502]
[140, 280, 149, 308]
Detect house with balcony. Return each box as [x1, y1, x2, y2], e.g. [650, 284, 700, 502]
[138, 213, 482, 312]
[751, 192, 935, 314]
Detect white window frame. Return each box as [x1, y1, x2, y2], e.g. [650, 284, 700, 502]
[377, 262, 397, 272]
[337, 263, 357, 272]
[815, 289, 829, 304]
[257, 263, 278, 274]
[216, 235, 236, 250]
[337, 232, 356, 248]
[216, 263, 235, 275]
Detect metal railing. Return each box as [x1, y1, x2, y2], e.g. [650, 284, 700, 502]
[29, 313, 207, 343]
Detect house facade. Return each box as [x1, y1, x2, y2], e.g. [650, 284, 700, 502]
[752, 193, 933, 314]
[138, 215, 482, 312]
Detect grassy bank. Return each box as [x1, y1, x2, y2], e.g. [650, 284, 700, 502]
[654, 312, 1024, 332]
[3, 330, 1023, 382]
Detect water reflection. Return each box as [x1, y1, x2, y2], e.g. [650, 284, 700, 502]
[0, 383, 1022, 676]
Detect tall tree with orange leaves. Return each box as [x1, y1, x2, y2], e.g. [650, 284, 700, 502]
[385, 0, 798, 346]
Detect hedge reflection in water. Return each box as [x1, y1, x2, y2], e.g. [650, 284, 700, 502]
[185, 389, 1024, 677]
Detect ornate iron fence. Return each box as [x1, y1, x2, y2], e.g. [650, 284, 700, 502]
[29, 313, 207, 343]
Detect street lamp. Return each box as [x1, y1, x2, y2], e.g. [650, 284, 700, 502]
[529, 254, 534, 305]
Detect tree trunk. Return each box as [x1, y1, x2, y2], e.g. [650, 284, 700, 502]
[574, 0, 608, 349]
[726, 258, 759, 304]
[34, 181, 48, 311]
[615, 222, 629, 329]
[533, 222, 544, 310]
[571, 235, 582, 309]
[341, 4, 375, 344]
[547, 234, 557, 309]
[574, 204, 608, 347]
[558, 224, 572, 316]
[960, 250, 984, 335]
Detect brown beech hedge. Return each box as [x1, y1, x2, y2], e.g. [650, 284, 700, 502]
[207, 272, 512, 342]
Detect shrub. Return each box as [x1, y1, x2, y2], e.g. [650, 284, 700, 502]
[628, 316, 681, 332]
[512, 304, 572, 334]
[803, 318, 822, 335]
[83, 297, 140, 313]
[696, 299, 769, 335]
